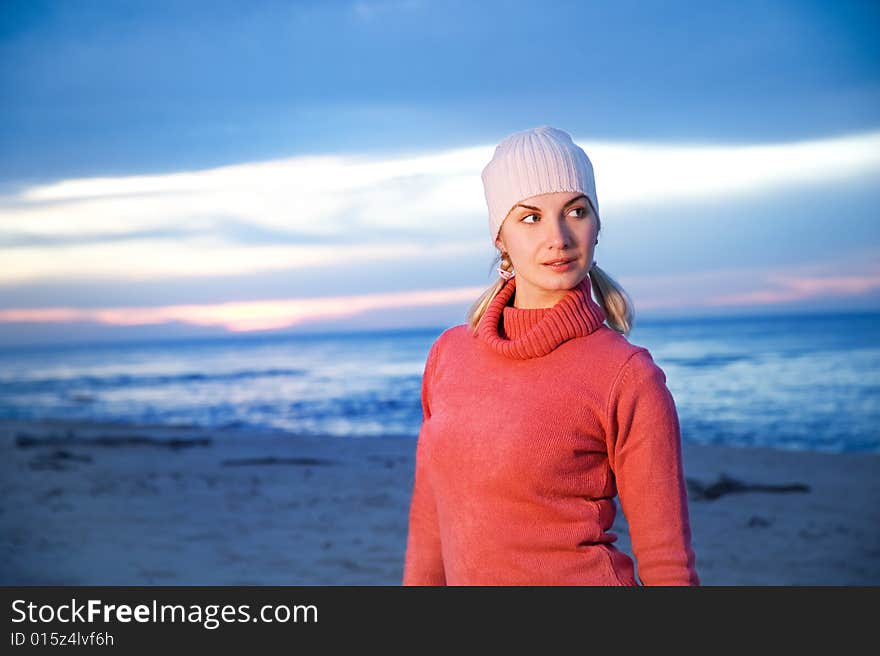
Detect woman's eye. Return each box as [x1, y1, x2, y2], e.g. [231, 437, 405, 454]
[522, 208, 586, 223]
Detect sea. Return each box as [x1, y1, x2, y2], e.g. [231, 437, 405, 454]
[0, 311, 878, 454]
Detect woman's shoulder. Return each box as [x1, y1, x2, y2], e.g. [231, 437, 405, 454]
[421, 323, 471, 362]
[575, 327, 673, 393]
[428, 323, 473, 348]
[583, 324, 652, 362]
[587, 327, 671, 392]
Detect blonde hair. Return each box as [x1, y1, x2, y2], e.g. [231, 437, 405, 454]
[466, 212, 635, 336]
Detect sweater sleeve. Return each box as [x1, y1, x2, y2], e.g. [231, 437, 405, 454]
[402, 340, 446, 585]
[606, 348, 700, 586]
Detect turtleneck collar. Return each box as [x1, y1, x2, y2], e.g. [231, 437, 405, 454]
[476, 274, 607, 360]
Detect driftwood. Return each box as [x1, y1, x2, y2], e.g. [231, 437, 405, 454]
[686, 473, 810, 501]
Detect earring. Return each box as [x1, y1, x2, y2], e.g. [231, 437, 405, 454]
[498, 250, 514, 279]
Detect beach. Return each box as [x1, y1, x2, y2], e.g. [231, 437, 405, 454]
[2, 418, 878, 586]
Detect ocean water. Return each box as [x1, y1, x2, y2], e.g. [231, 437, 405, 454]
[0, 311, 877, 454]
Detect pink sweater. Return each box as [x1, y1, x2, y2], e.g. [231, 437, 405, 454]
[403, 274, 700, 586]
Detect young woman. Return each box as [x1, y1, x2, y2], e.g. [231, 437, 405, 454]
[403, 126, 700, 586]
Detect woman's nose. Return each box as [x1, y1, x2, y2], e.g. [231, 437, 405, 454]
[544, 216, 570, 246]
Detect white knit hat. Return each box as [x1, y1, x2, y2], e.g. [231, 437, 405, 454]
[481, 125, 599, 245]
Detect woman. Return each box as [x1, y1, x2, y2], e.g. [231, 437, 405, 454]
[403, 126, 700, 586]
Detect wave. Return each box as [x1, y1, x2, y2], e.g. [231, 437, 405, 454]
[0, 367, 309, 393]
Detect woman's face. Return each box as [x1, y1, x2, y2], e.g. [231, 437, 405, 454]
[495, 191, 599, 308]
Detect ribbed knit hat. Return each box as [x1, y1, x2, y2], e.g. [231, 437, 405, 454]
[481, 125, 599, 246]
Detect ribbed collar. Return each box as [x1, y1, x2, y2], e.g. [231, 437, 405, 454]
[477, 274, 607, 360]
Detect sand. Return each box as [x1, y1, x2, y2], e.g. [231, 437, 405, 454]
[1, 418, 878, 585]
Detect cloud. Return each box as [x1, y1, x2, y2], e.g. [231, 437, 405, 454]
[0, 234, 484, 284]
[1, 263, 876, 335]
[3, 146, 488, 240]
[591, 129, 880, 212]
[620, 247, 880, 311]
[2, 246, 878, 335]
[0, 285, 485, 333]
[709, 273, 880, 306]
[1, 129, 879, 285]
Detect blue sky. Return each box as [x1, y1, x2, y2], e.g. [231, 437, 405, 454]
[1, 0, 879, 345]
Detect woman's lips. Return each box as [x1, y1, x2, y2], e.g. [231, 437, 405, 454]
[543, 259, 575, 272]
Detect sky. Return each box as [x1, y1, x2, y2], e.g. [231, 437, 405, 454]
[1, 0, 879, 346]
